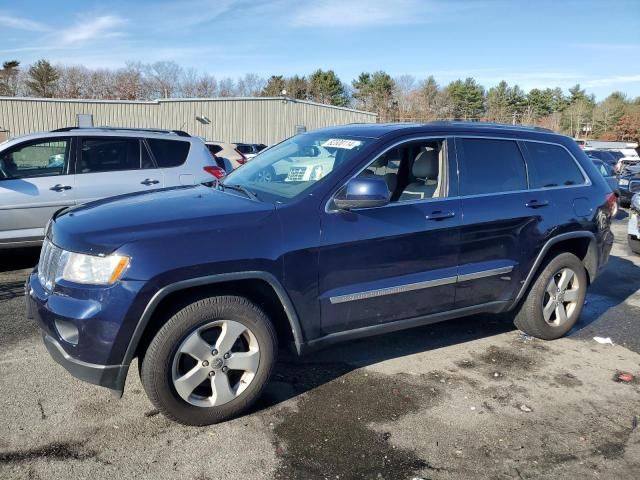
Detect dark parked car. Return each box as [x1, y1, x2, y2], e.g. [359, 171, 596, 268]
[592, 159, 619, 215]
[27, 122, 614, 425]
[585, 148, 618, 167]
[617, 171, 640, 208]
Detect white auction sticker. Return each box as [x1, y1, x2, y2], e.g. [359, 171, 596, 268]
[321, 138, 362, 149]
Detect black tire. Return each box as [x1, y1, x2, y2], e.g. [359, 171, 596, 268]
[513, 252, 587, 340]
[629, 236, 640, 255]
[621, 200, 631, 209]
[140, 295, 277, 425]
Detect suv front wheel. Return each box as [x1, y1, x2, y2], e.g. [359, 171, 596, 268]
[514, 252, 587, 340]
[140, 295, 277, 425]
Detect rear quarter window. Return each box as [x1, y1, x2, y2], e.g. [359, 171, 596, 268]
[147, 139, 190, 168]
[525, 142, 586, 188]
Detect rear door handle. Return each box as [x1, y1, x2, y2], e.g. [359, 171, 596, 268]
[425, 210, 456, 221]
[141, 178, 160, 186]
[50, 184, 72, 192]
[526, 199, 549, 209]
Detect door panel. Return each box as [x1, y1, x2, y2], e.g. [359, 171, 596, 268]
[456, 192, 550, 307]
[318, 137, 460, 334]
[454, 137, 551, 309]
[0, 137, 75, 244]
[73, 137, 165, 205]
[319, 200, 461, 333]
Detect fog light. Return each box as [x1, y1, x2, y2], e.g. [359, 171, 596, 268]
[55, 319, 79, 345]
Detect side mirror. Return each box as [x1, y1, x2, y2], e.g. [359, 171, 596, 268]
[333, 176, 390, 210]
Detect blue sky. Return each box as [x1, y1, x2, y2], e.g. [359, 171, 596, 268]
[1, 0, 639, 99]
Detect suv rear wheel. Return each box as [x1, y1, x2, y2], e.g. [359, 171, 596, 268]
[514, 252, 587, 340]
[140, 295, 277, 425]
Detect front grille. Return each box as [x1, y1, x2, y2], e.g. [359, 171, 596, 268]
[630, 180, 640, 193]
[38, 239, 63, 290]
[287, 166, 307, 181]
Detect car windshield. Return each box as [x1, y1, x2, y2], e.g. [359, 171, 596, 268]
[608, 151, 625, 160]
[223, 132, 372, 202]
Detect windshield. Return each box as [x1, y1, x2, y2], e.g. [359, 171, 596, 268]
[608, 151, 625, 160]
[223, 132, 372, 202]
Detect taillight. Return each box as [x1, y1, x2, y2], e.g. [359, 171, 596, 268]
[235, 149, 248, 165]
[606, 192, 618, 217]
[204, 166, 226, 179]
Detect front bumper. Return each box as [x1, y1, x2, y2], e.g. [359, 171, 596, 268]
[27, 271, 146, 393]
[42, 333, 128, 392]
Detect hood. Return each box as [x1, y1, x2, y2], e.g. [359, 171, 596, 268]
[50, 185, 275, 254]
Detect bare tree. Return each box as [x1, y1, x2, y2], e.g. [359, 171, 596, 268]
[236, 73, 265, 97]
[84, 69, 117, 99]
[393, 74, 416, 120]
[145, 61, 182, 98]
[218, 77, 236, 97]
[114, 62, 147, 100]
[56, 65, 88, 98]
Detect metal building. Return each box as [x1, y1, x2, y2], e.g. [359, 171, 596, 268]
[0, 96, 377, 144]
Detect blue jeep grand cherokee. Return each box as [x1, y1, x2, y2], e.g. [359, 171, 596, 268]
[27, 122, 615, 425]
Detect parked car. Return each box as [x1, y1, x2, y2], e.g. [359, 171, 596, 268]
[618, 170, 640, 208]
[629, 193, 640, 254]
[204, 143, 233, 174]
[616, 157, 640, 175]
[235, 143, 268, 160]
[207, 142, 268, 169]
[27, 122, 614, 425]
[0, 127, 224, 248]
[592, 159, 619, 216]
[584, 149, 618, 167]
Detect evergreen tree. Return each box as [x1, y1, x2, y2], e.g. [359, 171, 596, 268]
[25, 59, 59, 98]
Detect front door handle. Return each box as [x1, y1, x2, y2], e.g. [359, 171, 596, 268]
[50, 184, 72, 192]
[141, 178, 160, 186]
[425, 210, 456, 221]
[525, 199, 549, 209]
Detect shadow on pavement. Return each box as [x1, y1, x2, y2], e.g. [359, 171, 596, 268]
[0, 247, 40, 272]
[257, 312, 517, 411]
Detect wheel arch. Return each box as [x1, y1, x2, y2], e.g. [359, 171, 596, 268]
[123, 271, 305, 367]
[511, 231, 598, 309]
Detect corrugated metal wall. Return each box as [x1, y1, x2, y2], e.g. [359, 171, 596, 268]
[0, 97, 377, 144]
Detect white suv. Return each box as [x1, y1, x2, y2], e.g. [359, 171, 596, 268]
[0, 127, 223, 248]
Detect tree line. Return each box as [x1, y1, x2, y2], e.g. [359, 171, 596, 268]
[1, 59, 639, 142]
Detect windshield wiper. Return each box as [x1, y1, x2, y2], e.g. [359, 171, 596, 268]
[215, 181, 259, 201]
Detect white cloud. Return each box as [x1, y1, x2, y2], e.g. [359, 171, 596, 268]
[61, 15, 126, 45]
[0, 14, 49, 31]
[582, 75, 640, 88]
[290, 0, 461, 27]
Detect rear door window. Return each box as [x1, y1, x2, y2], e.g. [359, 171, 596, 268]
[457, 138, 527, 195]
[147, 139, 190, 168]
[524, 142, 586, 188]
[79, 138, 143, 173]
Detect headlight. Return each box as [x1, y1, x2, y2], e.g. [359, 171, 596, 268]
[60, 251, 130, 285]
[619, 179, 629, 186]
[632, 194, 640, 212]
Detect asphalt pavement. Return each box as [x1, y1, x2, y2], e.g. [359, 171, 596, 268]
[1, 216, 639, 479]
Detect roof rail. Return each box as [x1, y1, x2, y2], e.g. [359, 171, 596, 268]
[427, 120, 554, 133]
[50, 126, 191, 137]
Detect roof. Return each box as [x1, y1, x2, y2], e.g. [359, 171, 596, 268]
[1, 127, 201, 146]
[0, 95, 377, 116]
[311, 121, 560, 140]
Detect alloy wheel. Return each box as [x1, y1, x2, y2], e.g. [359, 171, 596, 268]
[171, 320, 260, 407]
[542, 267, 581, 327]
